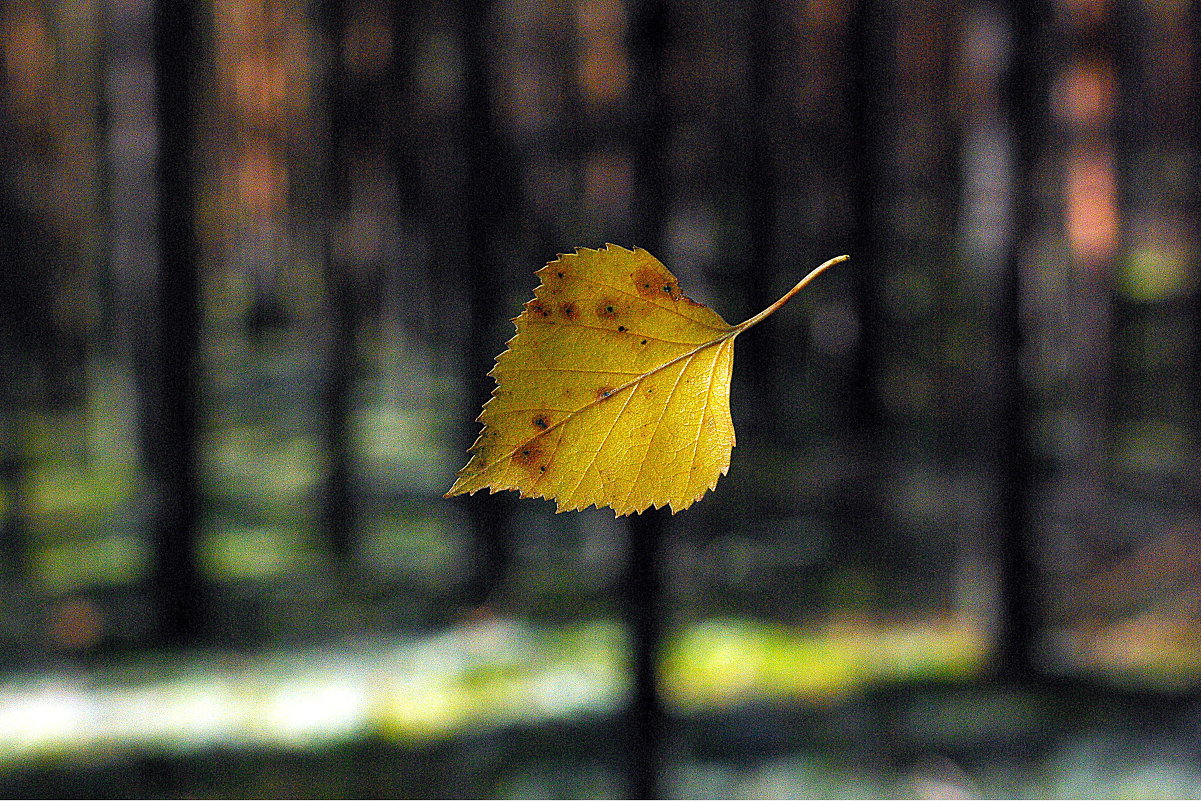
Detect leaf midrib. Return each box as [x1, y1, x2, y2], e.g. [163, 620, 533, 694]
[476, 326, 741, 473]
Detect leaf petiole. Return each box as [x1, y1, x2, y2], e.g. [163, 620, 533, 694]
[732, 254, 849, 333]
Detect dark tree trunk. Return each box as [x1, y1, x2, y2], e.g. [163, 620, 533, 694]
[458, 0, 517, 609]
[626, 0, 671, 795]
[741, 0, 780, 429]
[995, 0, 1054, 682]
[322, 264, 356, 562]
[1186, 4, 1201, 450]
[319, 0, 357, 563]
[149, 0, 205, 646]
[845, 0, 892, 435]
[0, 95, 30, 583]
[0, 415, 26, 581]
[1108, 0, 1144, 491]
[388, 3, 422, 219]
[625, 507, 666, 798]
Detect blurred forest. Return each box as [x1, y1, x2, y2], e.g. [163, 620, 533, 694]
[2, 0, 1201, 796]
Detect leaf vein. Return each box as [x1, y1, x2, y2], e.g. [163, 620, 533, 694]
[688, 338, 723, 483]
[623, 351, 695, 511]
[492, 366, 643, 376]
[566, 382, 637, 508]
[470, 333, 735, 477]
[521, 318, 708, 346]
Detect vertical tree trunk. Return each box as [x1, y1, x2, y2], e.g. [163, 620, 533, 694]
[458, 0, 516, 609]
[320, 0, 357, 562]
[845, 0, 891, 435]
[389, 4, 421, 220]
[0, 74, 30, 582]
[0, 416, 26, 581]
[1192, 2, 1201, 430]
[322, 263, 356, 561]
[150, 0, 205, 645]
[1108, 0, 1143, 502]
[741, 0, 779, 429]
[995, 0, 1053, 682]
[626, 0, 670, 795]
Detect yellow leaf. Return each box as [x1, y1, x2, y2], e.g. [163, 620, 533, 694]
[446, 244, 846, 516]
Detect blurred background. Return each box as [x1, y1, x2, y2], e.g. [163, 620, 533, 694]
[1, 0, 1200, 795]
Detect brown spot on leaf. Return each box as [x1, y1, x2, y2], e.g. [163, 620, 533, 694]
[640, 338, 648, 345]
[597, 386, 614, 399]
[529, 301, 552, 318]
[596, 301, 618, 319]
[513, 442, 543, 468]
[560, 301, 579, 320]
[632, 265, 672, 298]
[617, 325, 627, 332]
[532, 414, 550, 430]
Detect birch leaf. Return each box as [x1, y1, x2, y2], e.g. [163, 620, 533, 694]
[445, 244, 845, 516]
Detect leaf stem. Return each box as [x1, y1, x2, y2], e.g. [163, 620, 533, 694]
[732, 254, 849, 333]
